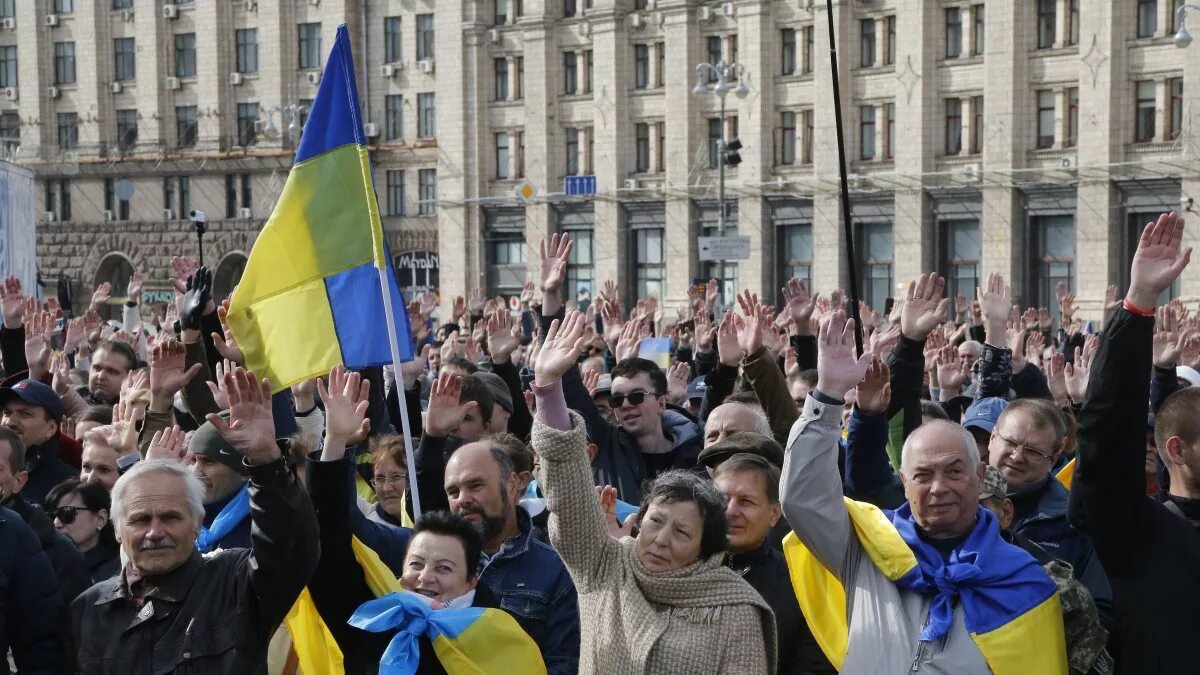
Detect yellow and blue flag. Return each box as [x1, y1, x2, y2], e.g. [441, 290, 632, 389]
[228, 24, 412, 392]
[638, 337, 672, 369]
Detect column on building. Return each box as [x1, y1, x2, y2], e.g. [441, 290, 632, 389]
[589, 6, 627, 289]
[435, 1, 476, 305]
[73, 0, 104, 158]
[194, 0, 230, 149]
[518, 3, 556, 289]
[133, 2, 167, 148]
[661, 5, 702, 310]
[892, 0, 936, 287]
[980, 0, 1025, 294]
[15, 4, 51, 150]
[728, 0, 772, 299]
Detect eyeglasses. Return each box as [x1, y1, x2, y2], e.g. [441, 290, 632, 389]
[993, 432, 1055, 462]
[610, 390, 658, 408]
[370, 473, 408, 488]
[52, 506, 96, 525]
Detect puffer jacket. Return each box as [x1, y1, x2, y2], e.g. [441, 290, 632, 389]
[0, 505, 70, 675]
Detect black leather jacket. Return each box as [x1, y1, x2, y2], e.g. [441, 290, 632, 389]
[70, 458, 318, 674]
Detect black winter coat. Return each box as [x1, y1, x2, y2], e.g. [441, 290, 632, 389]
[70, 458, 318, 674]
[4, 494, 91, 603]
[0, 505, 70, 675]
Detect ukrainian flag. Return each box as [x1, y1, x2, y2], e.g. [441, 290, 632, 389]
[228, 24, 412, 392]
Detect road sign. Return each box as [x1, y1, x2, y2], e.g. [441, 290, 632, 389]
[564, 175, 597, 196]
[698, 236, 751, 261]
[514, 179, 538, 204]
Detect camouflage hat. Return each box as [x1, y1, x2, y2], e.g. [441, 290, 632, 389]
[980, 464, 1009, 501]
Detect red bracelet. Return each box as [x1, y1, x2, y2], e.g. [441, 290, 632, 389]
[1123, 299, 1156, 317]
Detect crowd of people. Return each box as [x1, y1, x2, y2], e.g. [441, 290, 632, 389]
[0, 210, 1196, 674]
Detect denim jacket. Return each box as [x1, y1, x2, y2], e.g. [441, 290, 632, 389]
[479, 508, 580, 675]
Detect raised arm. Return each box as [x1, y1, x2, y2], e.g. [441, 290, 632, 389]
[1069, 212, 1192, 575]
[532, 311, 621, 592]
[781, 311, 871, 576]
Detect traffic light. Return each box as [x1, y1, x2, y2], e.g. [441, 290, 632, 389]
[723, 138, 743, 167]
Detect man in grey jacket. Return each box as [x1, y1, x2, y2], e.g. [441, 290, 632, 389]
[781, 302, 1066, 673]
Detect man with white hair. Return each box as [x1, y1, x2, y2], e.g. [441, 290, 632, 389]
[70, 367, 318, 673]
[781, 310, 1066, 673]
[703, 399, 773, 448]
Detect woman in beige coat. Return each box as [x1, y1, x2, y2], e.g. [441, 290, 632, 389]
[530, 311, 777, 675]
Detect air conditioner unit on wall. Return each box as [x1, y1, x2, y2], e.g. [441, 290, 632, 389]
[163, 209, 176, 220]
[363, 122, 379, 137]
[45, 14, 59, 27]
[418, 59, 435, 74]
[103, 210, 114, 221]
[47, 86, 60, 99]
[1, 17, 14, 30]
[162, 4, 178, 19]
[110, 81, 123, 94]
[489, 28, 501, 43]
[699, 6, 713, 21]
[380, 63, 401, 77]
[230, 72, 244, 85]
[1061, 156, 1077, 169]
[630, 12, 643, 28]
[306, 71, 321, 85]
[44, 211, 57, 223]
[3, 87, 15, 101]
[722, 2, 735, 18]
[239, 207, 253, 219]
[165, 76, 180, 90]
[121, 10, 134, 21]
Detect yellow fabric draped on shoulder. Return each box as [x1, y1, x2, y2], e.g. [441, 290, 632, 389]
[1055, 457, 1076, 491]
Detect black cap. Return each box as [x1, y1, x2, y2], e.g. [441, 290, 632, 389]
[697, 431, 784, 470]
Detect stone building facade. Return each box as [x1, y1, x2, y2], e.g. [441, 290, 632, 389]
[7, 0, 1200, 319]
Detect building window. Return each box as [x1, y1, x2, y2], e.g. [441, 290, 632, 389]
[385, 94, 403, 141]
[803, 26, 814, 74]
[634, 44, 649, 89]
[1037, 0, 1056, 49]
[945, 98, 962, 155]
[175, 33, 196, 78]
[496, 132, 510, 179]
[778, 111, 796, 165]
[971, 95, 984, 154]
[417, 92, 435, 139]
[416, 14, 434, 61]
[656, 122, 665, 171]
[116, 109, 137, 151]
[54, 42, 76, 85]
[885, 15, 896, 65]
[46, 180, 71, 221]
[1066, 88, 1078, 147]
[54, 0, 73, 12]
[1171, 0, 1187, 31]
[706, 36, 722, 82]
[779, 223, 813, 293]
[860, 105, 876, 160]
[564, 226, 594, 300]
[655, 42, 665, 87]
[236, 29, 258, 73]
[858, 221, 894, 312]
[945, 8, 962, 59]
[1169, 77, 1183, 140]
[0, 0, 13, 17]
[298, 23, 322, 69]
[163, 177, 175, 214]
[516, 130, 525, 177]
[635, 123, 650, 172]
[105, 178, 130, 221]
[708, 118, 722, 168]
[241, 173, 252, 210]
[860, 19, 876, 67]
[384, 17, 402, 62]
[418, 169, 437, 216]
[493, 58, 509, 101]
[634, 227, 665, 299]
[495, 0, 508, 25]
[224, 175, 236, 218]
[941, 219, 981, 305]
[802, 109, 814, 163]
[1067, 0, 1080, 45]
[565, 128, 580, 175]
[386, 170, 405, 216]
[563, 0, 576, 18]
[973, 5, 985, 55]
[1137, 0, 1157, 38]
[0, 46, 15, 88]
[1135, 80, 1156, 142]
[515, 57, 524, 99]
[176, 106, 197, 148]
[781, 28, 796, 75]
[1036, 90, 1056, 149]
[113, 38, 135, 82]
[0, 111, 17, 155]
[1032, 215, 1075, 318]
[237, 102, 259, 147]
[885, 102, 895, 159]
[57, 112, 78, 151]
[563, 52, 577, 94]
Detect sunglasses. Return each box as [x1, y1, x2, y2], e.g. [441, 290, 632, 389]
[610, 390, 658, 408]
[52, 505, 96, 525]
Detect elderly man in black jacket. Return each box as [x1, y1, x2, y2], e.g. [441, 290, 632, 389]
[71, 368, 318, 674]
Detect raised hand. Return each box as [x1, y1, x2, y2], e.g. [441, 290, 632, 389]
[425, 371, 473, 437]
[486, 309, 519, 364]
[614, 320, 646, 363]
[599, 299, 625, 349]
[1128, 212, 1192, 310]
[781, 277, 818, 336]
[716, 311, 745, 368]
[869, 322, 901, 358]
[211, 302, 245, 365]
[1046, 352, 1069, 406]
[595, 485, 637, 539]
[1008, 319, 1029, 372]
[1021, 307, 1040, 331]
[1038, 307, 1053, 332]
[736, 290, 765, 356]
[1102, 285, 1122, 327]
[467, 287, 486, 316]
[900, 273, 950, 342]
[205, 367, 279, 464]
[1153, 308, 1181, 368]
[146, 425, 188, 462]
[400, 343, 432, 389]
[935, 345, 967, 396]
[0, 275, 24, 329]
[666, 361, 692, 405]
[23, 309, 56, 379]
[317, 364, 371, 459]
[538, 233, 572, 295]
[127, 270, 145, 305]
[150, 338, 202, 402]
[451, 296, 467, 323]
[977, 273, 1011, 347]
[1064, 344, 1093, 403]
[50, 352, 72, 396]
[816, 310, 873, 401]
[205, 359, 234, 410]
[705, 278, 720, 310]
[855, 356, 891, 415]
[519, 281, 536, 307]
[89, 282, 112, 313]
[954, 293, 969, 320]
[694, 309, 714, 353]
[181, 267, 213, 328]
[111, 401, 142, 456]
[582, 367, 600, 396]
[170, 256, 200, 294]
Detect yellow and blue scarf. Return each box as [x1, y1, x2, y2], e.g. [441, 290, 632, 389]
[784, 498, 1066, 674]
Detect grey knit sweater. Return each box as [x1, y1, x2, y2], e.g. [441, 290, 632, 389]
[533, 410, 777, 675]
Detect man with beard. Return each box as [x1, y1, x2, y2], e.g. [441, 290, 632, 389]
[187, 416, 252, 551]
[442, 440, 580, 674]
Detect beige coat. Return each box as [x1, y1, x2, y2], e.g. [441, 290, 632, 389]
[532, 412, 777, 675]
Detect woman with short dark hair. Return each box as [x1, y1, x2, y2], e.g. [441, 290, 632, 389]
[530, 312, 776, 674]
[44, 478, 120, 583]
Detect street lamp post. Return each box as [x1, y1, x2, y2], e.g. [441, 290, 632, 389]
[259, 104, 308, 145]
[692, 60, 749, 306]
[1175, 5, 1200, 47]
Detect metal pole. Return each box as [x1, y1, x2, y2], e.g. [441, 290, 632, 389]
[717, 89, 726, 306]
[824, 0, 864, 356]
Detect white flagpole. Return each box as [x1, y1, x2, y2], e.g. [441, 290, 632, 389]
[376, 265, 423, 520]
